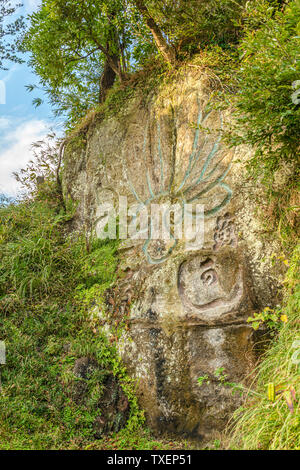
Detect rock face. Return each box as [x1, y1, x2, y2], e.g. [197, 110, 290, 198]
[64, 71, 282, 441]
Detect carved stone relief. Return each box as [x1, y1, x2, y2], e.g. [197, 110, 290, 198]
[213, 213, 237, 251]
[64, 72, 279, 441]
[178, 251, 243, 321]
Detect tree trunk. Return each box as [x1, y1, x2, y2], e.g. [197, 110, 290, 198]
[133, 0, 176, 66]
[99, 58, 117, 103]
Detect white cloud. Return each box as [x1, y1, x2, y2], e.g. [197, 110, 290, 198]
[0, 119, 49, 196]
[23, 0, 41, 13]
[8, 0, 41, 15]
[2, 64, 19, 84]
[0, 117, 10, 130]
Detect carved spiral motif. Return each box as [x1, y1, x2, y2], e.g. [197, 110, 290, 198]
[201, 269, 218, 286]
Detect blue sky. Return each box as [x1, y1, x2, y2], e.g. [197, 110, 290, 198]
[0, 0, 61, 196]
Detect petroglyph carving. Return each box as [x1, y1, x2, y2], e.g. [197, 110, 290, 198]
[123, 102, 234, 264]
[178, 254, 243, 320]
[213, 213, 237, 251]
[200, 259, 218, 286]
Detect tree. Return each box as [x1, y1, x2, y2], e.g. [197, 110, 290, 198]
[23, 0, 144, 118]
[131, 0, 248, 60]
[131, 0, 176, 65]
[0, 0, 24, 69]
[23, 0, 249, 122]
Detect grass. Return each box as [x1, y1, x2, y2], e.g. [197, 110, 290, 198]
[229, 244, 300, 450]
[0, 196, 188, 450]
[2, 3, 299, 447]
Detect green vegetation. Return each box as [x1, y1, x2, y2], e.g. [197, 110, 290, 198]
[0, 0, 24, 69]
[1, 0, 299, 451]
[229, 245, 300, 450]
[22, 0, 247, 124]
[226, 0, 300, 244]
[223, 0, 300, 449]
[22, 0, 147, 120]
[0, 188, 186, 450]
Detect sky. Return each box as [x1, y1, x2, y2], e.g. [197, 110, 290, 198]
[0, 0, 61, 196]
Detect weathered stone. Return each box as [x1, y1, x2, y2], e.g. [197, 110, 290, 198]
[73, 356, 98, 379]
[64, 70, 283, 441]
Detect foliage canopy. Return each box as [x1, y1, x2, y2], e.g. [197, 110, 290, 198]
[0, 0, 24, 69]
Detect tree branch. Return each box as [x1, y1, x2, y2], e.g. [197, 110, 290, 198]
[132, 0, 176, 66]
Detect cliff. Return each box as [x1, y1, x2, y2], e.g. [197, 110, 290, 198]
[63, 68, 284, 441]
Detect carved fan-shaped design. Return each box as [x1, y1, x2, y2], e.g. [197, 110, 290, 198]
[122, 101, 233, 264]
